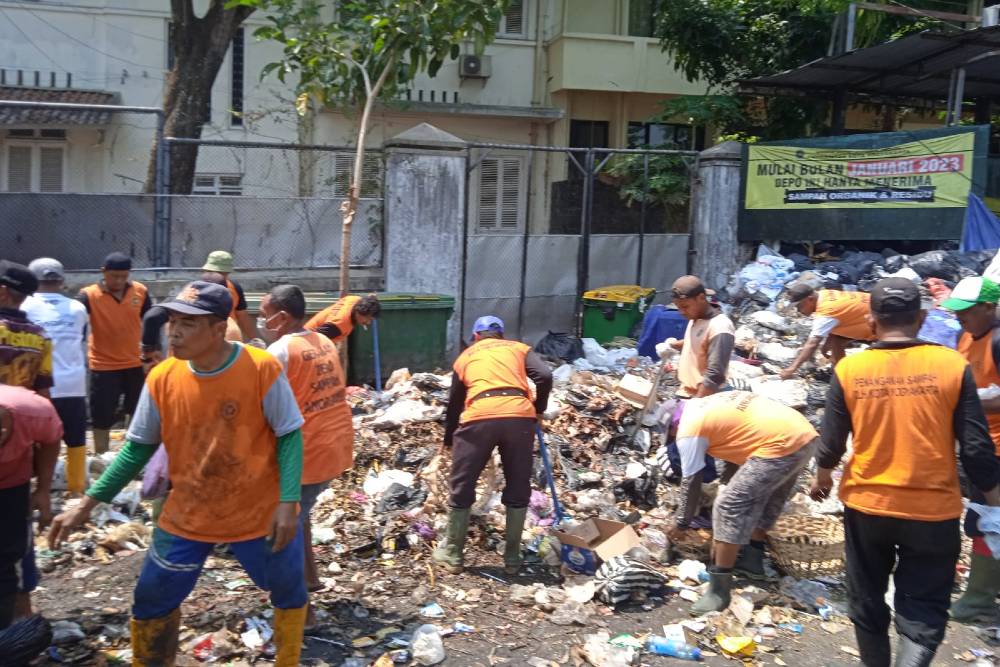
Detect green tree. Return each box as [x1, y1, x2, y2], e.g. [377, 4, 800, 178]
[229, 0, 508, 300]
[654, 0, 960, 138]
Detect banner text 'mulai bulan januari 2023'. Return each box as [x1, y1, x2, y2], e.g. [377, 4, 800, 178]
[745, 132, 974, 210]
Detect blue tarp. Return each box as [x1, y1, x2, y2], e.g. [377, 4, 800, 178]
[637, 305, 688, 359]
[961, 193, 1000, 252]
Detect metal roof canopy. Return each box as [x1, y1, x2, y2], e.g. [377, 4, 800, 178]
[738, 25, 1000, 113]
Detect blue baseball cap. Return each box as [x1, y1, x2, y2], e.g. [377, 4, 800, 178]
[472, 315, 504, 335]
[162, 281, 233, 319]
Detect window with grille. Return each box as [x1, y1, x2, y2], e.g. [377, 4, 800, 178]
[326, 152, 383, 198]
[476, 156, 524, 233]
[192, 174, 243, 195]
[499, 0, 526, 38]
[4, 143, 64, 193]
[628, 0, 656, 37]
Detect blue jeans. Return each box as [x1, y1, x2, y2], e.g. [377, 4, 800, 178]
[132, 526, 307, 620]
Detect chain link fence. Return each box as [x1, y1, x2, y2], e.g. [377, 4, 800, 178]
[0, 101, 384, 270]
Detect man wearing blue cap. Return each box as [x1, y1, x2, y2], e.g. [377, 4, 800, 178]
[49, 281, 309, 665]
[434, 316, 553, 575]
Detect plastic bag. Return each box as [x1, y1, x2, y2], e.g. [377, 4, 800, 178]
[967, 502, 1000, 558]
[917, 308, 962, 349]
[411, 624, 445, 665]
[534, 331, 585, 363]
[908, 250, 969, 282]
[0, 615, 52, 664]
[376, 482, 428, 513]
[141, 444, 170, 500]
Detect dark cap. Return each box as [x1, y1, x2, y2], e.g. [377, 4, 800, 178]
[0, 260, 38, 295]
[161, 281, 232, 319]
[102, 252, 132, 271]
[671, 275, 706, 299]
[870, 277, 921, 314]
[785, 282, 816, 304]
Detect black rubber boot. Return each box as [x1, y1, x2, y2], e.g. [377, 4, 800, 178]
[854, 627, 891, 667]
[733, 544, 767, 580]
[893, 635, 936, 667]
[691, 569, 732, 615]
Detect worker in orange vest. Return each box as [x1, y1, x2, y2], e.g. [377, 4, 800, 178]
[812, 278, 1000, 666]
[434, 316, 552, 575]
[77, 252, 151, 455]
[201, 250, 256, 341]
[780, 282, 874, 380]
[943, 276, 1000, 622]
[305, 294, 381, 343]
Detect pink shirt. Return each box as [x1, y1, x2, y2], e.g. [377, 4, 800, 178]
[0, 385, 63, 490]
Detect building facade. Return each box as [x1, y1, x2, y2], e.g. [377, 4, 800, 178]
[0, 0, 713, 233]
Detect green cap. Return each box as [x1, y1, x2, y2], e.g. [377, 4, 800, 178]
[941, 276, 1000, 311]
[202, 250, 234, 274]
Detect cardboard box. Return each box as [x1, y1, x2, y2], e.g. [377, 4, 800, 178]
[616, 373, 653, 408]
[552, 518, 642, 575]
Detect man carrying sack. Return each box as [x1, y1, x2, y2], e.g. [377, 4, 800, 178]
[434, 315, 552, 575]
[812, 277, 1000, 666]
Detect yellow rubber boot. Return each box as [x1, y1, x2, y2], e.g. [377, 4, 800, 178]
[65, 446, 87, 494]
[272, 605, 307, 666]
[130, 608, 180, 666]
[93, 429, 110, 455]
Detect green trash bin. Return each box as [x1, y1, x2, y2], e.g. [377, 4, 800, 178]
[581, 285, 657, 344]
[348, 293, 455, 386]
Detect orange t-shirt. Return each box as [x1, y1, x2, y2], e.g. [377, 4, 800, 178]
[146, 345, 299, 542]
[305, 295, 361, 343]
[453, 338, 535, 424]
[81, 281, 147, 371]
[677, 391, 817, 466]
[958, 329, 1000, 455]
[677, 312, 735, 398]
[815, 290, 872, 341]
[268, 331, 354, 484]
[836, 344, 968, 521]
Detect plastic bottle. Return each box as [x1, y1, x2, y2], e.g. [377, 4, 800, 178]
[646, 636, 702, 660]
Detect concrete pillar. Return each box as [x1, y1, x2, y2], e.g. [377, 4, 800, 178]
[690, 141, 748, 290]
[383, 123, 467, 358]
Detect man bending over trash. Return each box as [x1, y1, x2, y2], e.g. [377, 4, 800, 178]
[666, 391, 818, 614]
[48, 281, 308, 666]
[780, 282, 873, 379]
[434, 315, 552, 575]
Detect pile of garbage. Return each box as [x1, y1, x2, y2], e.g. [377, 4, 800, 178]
[33, 244, 1000, 664]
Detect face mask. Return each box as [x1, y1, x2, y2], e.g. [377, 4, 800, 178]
[257, 314, 281, 333]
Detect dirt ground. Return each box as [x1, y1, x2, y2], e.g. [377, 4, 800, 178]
[29, 528, 1000, 667]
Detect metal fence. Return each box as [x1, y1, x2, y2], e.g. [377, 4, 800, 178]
[0, 100, 384, 270]
[460, 144, 696, 344]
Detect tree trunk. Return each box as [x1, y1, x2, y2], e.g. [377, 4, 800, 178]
[144, 1, 253, 193]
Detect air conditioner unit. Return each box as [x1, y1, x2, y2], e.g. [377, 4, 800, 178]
[460, 55, 492, 78]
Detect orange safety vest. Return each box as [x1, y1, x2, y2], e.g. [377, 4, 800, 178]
[815, 290, 873, 341]
[836, 344, 968, 521]
[453, 338, 536, 424]
[305, 295, 362, 343]
[958, 328, 1000, 455]
[148, 345, 285, 543]
[280, 331, 353, 484]
[82, 281, 147, 371]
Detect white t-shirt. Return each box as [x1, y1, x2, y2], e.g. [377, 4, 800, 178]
[22, 292, 89, 398]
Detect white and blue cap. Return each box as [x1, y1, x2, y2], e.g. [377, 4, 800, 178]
[472, 315, 504, 336]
